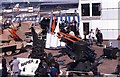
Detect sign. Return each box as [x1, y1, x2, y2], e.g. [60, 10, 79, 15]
[17, 58, 40, 76]
[28, 7, 33, 12]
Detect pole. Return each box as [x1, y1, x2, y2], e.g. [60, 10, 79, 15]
[118, 45, 120, 76]
[48, 11, 53, 33]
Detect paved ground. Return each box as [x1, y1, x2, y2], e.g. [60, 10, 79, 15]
[1, 40, 119, 76]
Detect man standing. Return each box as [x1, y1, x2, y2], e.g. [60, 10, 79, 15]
[89, 29, 95, 46]
[96, 30, 103, 46]
[2, 56, 7, 77]
[49, 63, 58, 77]
[10, 57, 20, 77]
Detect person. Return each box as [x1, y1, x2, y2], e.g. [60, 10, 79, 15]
[54, 60, 60, 75]
[40, 17, 50, 35]
[95, 28, 99, 43]
[96, 30, 103, 46]
[71, 20, 77, 36]
[9, 59, 13, 71]
[2, 56, 8, 77]
[47, 53, 55, 67]
[88, 29, 95, 46]
[49, 63, 58, 77]
[69, 30, 75, 36]
[92, 60, 101, 77]
[2, 56, 7, 69]
[117, 35, 120, 40]
[10, 57, 20, 77]
[35, 60, 49, 77]
[95, 28, 99, 35]
[42, 61, 49, 77]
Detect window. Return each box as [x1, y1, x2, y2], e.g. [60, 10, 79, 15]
[92, 3, 101, 16]
[81, 4, 90, 16]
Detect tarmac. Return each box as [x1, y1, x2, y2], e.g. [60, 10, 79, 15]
[1, 40, 119, 76]
[0, 20, 119, 76]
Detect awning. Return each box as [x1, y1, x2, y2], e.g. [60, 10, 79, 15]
[8, 16, 80, 23]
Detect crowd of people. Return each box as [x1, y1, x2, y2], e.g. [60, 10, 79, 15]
[34, 52, 60, 77]
[1, 16, 105, 77]
[59, 20, 80, 37]
[88, 28, 103, 47]
[2, 56, 20, 77]
[2, 53, 60, 77]
[40, 16, 80, 37]
[1, 16, 104, 47]
[40, 16, 104, 47]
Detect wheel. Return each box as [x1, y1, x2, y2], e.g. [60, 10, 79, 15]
[6, 51, 12, 56]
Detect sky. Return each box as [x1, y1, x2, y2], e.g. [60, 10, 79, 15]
[1, 0, 79, 3]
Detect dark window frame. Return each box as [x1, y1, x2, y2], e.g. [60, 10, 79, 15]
[92, 3, 101, 16]
[81, 4, 90, 16]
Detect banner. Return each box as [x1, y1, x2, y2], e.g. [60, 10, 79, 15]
[17, 58, 40, 76]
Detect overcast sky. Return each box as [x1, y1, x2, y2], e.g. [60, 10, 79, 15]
[1, 0, 79, 3]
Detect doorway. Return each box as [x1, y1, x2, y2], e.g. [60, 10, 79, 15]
[83, 22, 89, 40]
[83, 22, 89, 35]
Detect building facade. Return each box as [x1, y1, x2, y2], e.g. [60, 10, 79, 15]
[78, 0, 120, 39]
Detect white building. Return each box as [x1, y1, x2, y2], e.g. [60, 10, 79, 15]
[78, 0, 120, 39]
